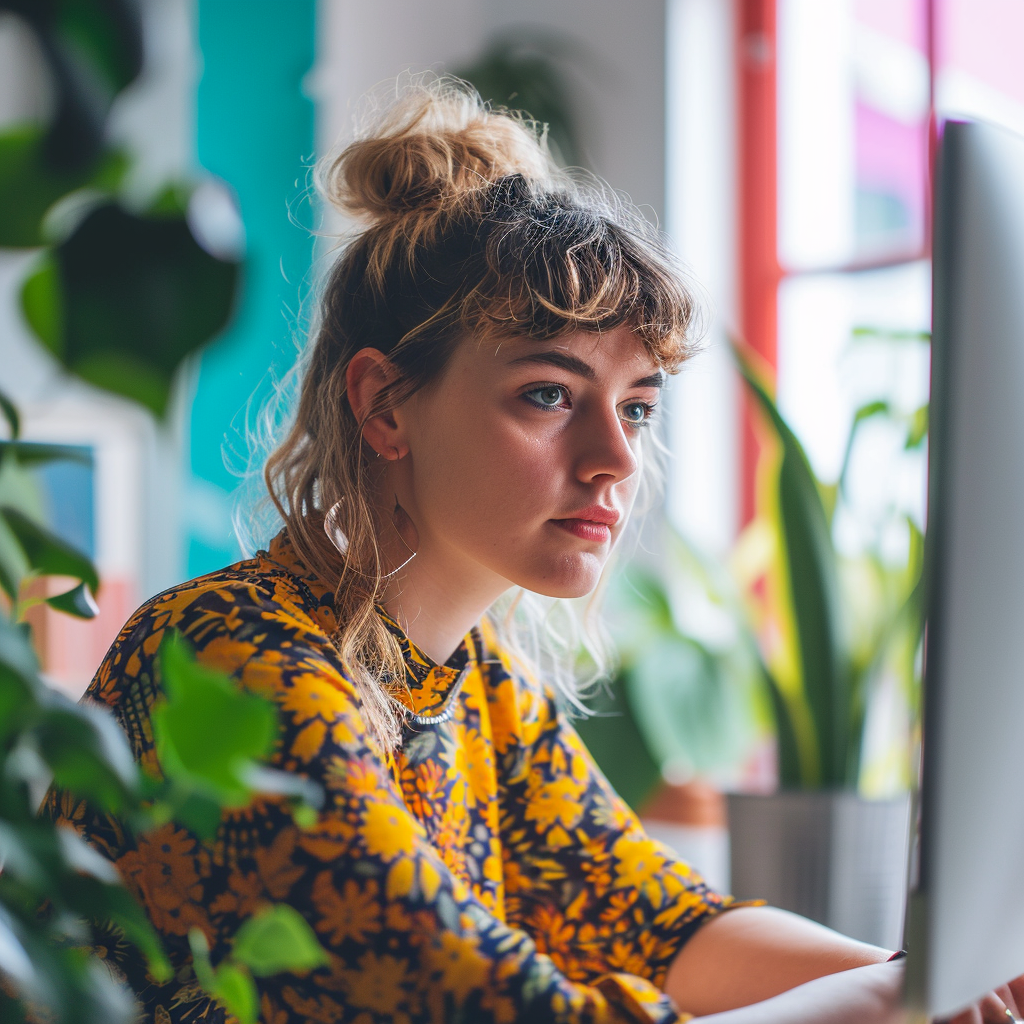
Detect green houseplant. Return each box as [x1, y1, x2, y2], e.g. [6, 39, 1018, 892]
[0, 3, 328, 1021]
[724, 342, 925, 947]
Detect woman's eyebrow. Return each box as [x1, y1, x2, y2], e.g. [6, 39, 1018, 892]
[508, 350, 665, 388]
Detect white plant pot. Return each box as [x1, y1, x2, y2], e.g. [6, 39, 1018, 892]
[727, 791, 912, 949]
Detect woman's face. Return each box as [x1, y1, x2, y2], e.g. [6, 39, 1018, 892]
[390, 325, 664, 600]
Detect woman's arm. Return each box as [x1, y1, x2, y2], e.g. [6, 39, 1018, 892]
[692, 960, 907, 1024]
[664, 906, 891, 1016]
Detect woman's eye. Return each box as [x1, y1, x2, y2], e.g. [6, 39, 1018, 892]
[621, 401, 655, 426]
[525, 385, 569, 409]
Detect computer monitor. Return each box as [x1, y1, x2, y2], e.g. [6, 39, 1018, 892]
[904, 118, 1024, 1017]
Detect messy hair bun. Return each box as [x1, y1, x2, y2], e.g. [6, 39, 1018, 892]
[322, 81, 559, 224]
[265, 76, 700, 752]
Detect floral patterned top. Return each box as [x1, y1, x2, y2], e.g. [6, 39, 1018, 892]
[44, 530, 737, 1023]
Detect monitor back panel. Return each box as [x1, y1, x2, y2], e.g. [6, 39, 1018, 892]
[907, 119, 1024, 1016]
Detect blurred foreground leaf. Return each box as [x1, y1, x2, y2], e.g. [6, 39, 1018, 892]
[0, 126, 128, 247]
[0, 505, 99, 596]
[232, 904, 329, 977]
[154, 635, 277, 806]
[20, 202, 239, 416]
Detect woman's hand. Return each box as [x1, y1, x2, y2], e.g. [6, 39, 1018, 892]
[937, 975, 1024, 1023]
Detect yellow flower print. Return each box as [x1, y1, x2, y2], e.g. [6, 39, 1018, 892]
[400, 759, 446, 821]
[600, 889, 638, 924]
[280, 672, 345, 723]
[281, 986, 344, 1024]
[196, 635, 257, 673]
[524, 774, 586, 831]
[528, 905, 575, 960]
[653, 886, 708, 929]
[259, 992, 290, 1024]
[297, 817, 356, 861]
[292, 719, 327, 760]
[362, 801, 420, 862]
[116, 824, 209, 937]
[460, 727, 495, 806]
[253, 827, 305, 898]
[312, 873, 380, 946]
[209, 869, 266, 917]
[611, 833, 667, 907]
[606, 935, 656, 977]
[343, 950, 410, 1016]
[427, 931, 490, 1003]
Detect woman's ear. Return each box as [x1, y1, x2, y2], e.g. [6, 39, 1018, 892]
[346, 348, 409, 460]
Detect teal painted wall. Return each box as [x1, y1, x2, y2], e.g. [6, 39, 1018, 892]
[189, 0, 316, 575]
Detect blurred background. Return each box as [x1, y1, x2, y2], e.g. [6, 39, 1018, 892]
[1, 0, 1021, 906]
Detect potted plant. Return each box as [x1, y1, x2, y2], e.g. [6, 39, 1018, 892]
[726, 343, 925, 948]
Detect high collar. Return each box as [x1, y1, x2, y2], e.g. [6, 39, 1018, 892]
[261, 529, 481, 723]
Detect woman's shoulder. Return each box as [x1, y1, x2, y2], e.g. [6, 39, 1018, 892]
[86, 545, 338, 715]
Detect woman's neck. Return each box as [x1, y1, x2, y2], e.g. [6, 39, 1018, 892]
[380, 551, 509, 665]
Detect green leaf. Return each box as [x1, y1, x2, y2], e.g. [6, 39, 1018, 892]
[34, 698, 139, 812]
[0, 506, 98, 594]
[0, 124, 130, 248]
[38, 201, 240, 417]
[189, 929, 258, 1024]
[624, 635, 753, 779]
[0, 127, 81, 247]
[241, 766, 323, 813]
[852, 326, 931, 343]
[0, 909, 39, 999]
[0, 608, 41, 682]
[55, 0, 144, 96]
[64, 879, 171, 985]
[171, 793, 223, 842]
[838, 400, 891, 498]
[573, 673, 660, 811]
[46, 582, 100, 620]
[53, 827, 120, 886]
[0, 455, 48, 599]
[211, 962, 258, 1024]
[0, 614, 42, 740]
[0, 821, 49, 889]
[154, 635, 277, 805]
[19, 255, 63, 356]
[231, 905, 329, 978]
[761, 666, 804, 789]
[66, 352, 172, 418]
[0, 391, 19, 440]
[906, 404, 928, 449]
[0, 442, 91, 468]
[735, 344, 851, 787]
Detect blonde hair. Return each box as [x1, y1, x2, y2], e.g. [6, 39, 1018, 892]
[261, 77, 699, 752]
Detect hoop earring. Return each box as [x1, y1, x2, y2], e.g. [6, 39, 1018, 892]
[323, 500, 417, 580]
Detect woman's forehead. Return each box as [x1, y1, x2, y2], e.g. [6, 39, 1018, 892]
[468, 327, 663, 379]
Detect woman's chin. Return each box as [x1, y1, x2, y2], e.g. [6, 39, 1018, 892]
[517, 552, 606, 599]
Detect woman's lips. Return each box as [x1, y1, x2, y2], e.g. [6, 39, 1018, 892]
[552, 518, 613, 542]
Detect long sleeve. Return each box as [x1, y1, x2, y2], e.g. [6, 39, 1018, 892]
[47, 568, 698, 1024]
[485, 649, 736, 994]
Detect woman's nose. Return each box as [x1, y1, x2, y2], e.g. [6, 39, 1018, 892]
[573, 405, 639, 484]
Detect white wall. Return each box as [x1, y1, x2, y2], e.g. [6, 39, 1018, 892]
[314, 0, 668, 213]
[665, 0, 739, 555]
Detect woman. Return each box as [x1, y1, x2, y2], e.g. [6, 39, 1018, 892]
[47, 81, 1020, 1023]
